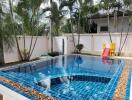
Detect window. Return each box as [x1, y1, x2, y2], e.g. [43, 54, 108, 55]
[100, 26, 108, 32]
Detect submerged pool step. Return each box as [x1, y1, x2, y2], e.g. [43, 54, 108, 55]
[49, 75, 111, 86]
[50, 80, 107, 100]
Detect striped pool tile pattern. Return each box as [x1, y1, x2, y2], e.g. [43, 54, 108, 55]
[0, 77, 56, 100]
[113, 61, 131, 100]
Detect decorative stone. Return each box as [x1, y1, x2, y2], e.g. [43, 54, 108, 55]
[113, 61, 131, 100]
[0, 77, 56, 100]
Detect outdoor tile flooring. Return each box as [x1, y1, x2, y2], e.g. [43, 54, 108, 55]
[0, 77, 56, 100]
[113, 61, 131, 100]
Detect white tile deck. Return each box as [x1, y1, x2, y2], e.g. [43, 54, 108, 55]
[0, 84, 29, 100]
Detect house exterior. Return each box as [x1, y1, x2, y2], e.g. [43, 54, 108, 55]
[93, 16, 132, 33]
[88, 9, 132, 33]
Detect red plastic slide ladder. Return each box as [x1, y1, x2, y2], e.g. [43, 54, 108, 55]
[102, 48, 110, 58]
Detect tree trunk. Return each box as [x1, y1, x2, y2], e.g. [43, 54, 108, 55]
[28, 35, 33, 59]
[118, 12, 125, 56]
[70, 13, 76, 50]
[50, 17, 54, 53]
[120, 22, 131, 54]
[28, 36, 38, 60]
[15, 36, 23, 61]
[107, 8, 112, 43]
[0, 37, 5, 65]
[51, 36, 53, 53]
[77, 9, 81, 45]
[23, 35, 26, 60]
[9, 0, 23, 61]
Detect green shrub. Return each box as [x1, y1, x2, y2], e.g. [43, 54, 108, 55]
[48, 52, 62, 57]
[76, 44, 84, 52]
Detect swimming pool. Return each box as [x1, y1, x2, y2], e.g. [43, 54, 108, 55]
[0, 55, 128, 100]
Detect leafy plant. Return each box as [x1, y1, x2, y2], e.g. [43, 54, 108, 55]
[48, 52, 62, 57]
[75, 44, 84, 53]
[6, 0, 49, 61]
[21, 48, 29, 61]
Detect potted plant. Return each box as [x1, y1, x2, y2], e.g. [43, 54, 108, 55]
[75, 44, 84, 53]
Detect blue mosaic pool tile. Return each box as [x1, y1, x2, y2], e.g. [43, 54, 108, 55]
[102, 60, 125, 99]
[0, 55, 127, 100]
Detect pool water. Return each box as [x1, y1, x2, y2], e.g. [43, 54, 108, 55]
[0, 55, 126, 100]
[49, 75, 110, 100]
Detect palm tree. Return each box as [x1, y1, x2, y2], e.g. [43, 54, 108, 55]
[60, 0, 77, 49]
[7, 0, 48, 61]
[119, 0, 132, 54]
[111, 2, 123, 56]
[100, 0, 117, 43]
[0, 1, 16, 64]
[76, 0, 99, 44]
[44, 0, 64, 53]
[51, 0, 63, 52]
[118, 11, 125, 56]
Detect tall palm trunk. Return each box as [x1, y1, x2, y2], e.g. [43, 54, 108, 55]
[23, 35, 26, 52]
[83, 18, 85, 33]
[28, 36, 38, 60]
[118, 12, 125, 56]
[120, 21, 131, 54]
[9, 0, 23, 60]
[77, 9, 81, 45]
[0, 37, 4, 64]
[70, 12, 76, 49]
[107, 8, 112, 43]
[23, 34, 26, 60]
[28, 35, 33, 59]
[50, 18, 54, 53]
[51, 36, 53, 53]
[15, 36, 23, 60]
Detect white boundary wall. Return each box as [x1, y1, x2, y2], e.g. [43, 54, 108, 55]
[2, 33, 132, 63]
[65, 33, 132, 56]
[3, 36, 49, 63]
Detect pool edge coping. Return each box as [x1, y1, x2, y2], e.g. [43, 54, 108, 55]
[113, 61, 131, 100]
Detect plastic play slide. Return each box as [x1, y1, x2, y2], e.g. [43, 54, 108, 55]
[102, 48, 110, 58]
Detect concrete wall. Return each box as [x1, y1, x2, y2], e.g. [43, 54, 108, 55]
[93, 16, 132, 33]
[65, 33, 132, 56]
[3, 36, 49, 63]
[53, 36, 68, 54]
[2, 33, 132, 64]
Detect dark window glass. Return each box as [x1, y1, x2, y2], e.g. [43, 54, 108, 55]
[100, 26, 108, 32]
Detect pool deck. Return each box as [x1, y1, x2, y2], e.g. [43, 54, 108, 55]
[0, 84, 29, 100]
[0, 77, 55, 100]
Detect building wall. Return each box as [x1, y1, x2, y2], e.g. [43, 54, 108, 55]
[93, 16, 132, 33]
